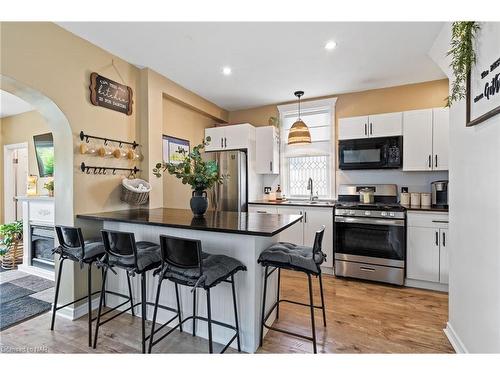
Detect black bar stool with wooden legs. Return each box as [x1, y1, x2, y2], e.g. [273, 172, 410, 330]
[148, 235, 247, 354]
[93, 229, 179, 353]
[50, 225, 134, 347]
[258, 226, 327, 353]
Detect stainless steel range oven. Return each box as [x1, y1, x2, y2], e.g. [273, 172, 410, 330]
[334, 184, 406, 285]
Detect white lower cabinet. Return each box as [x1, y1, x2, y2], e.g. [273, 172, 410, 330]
[248, 204, 334, 268]
[406, 212, 449, 289]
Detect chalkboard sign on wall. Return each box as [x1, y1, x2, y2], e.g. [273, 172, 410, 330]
[89, 72, 133, 115]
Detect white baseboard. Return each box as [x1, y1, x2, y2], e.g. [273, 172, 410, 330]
[17, 264, 55, 281]
[55, 296, 101, 321]
[404, 278, 449, 292]
[444, 322, 468, 353]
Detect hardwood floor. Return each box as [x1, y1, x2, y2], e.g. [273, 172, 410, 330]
[0, 270, 453, 354]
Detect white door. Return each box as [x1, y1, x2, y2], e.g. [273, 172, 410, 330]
[15, 148, 28, 220]
[204, 127, 225, 152]
[224, 124, 249, 150]
[303, 208, 334, 268]
[369, 112, 402, 138]
[276, 206, 304, 245]
[407, 226, 440, 282]
[432, 108, 449, 171]
[403, 109, 433, 171]
[4, 144, 28, 223]
[338, 116, 369, 140]
[439, 228, 449, 284]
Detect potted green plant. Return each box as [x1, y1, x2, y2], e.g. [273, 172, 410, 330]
[0, 221, 23, 269]
[44, 180, 54, 197]
[153, 137, 224, 217]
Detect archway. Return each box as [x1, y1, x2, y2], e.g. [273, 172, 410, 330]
[1, 74, 74, 226]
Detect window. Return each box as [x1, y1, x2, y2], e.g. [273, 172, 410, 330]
[278, 98, 337, 199]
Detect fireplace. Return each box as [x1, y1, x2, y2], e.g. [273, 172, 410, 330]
[30, 225, 55, 270]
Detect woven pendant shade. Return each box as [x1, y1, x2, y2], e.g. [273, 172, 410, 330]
[287, 90, 311, 145]
[287, 120, 311, 145]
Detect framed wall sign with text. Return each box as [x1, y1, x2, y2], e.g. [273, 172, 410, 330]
[162, 135, 190, 165]
[89, 72, 133, 115]
[466, 23, 500, 127]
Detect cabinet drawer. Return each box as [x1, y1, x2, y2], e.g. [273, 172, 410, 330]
[248, 205, 278, 214]
[407, 212, 448, 228]
[29, 201, 55, 223]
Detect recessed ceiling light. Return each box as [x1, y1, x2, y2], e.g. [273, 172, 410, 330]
[222, 66, 232, 75]
[324, 41, 337, 51]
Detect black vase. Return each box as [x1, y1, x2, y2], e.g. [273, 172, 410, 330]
[190, 190, 208, 218]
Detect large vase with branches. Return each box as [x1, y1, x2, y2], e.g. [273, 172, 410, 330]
[153, 137, 223, 217]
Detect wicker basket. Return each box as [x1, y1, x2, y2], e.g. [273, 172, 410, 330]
[120, 178, 151, 205]
[1, 239, 23, 270]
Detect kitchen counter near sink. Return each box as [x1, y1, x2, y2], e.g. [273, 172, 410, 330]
[249, 199, 336, 208]
[77, 208, 301, 353]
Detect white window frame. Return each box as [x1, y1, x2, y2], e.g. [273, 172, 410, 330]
[277, 97, 337, 199]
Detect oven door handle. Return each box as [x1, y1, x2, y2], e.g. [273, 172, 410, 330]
[335, 216, 405, 226]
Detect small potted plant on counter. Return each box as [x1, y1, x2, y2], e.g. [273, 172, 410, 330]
[153, 136, 224, 218]
[44, 180, 54, 197]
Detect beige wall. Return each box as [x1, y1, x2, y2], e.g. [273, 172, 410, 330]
[162, 98, 216, 209]
[0, 110, 51, 223]
[228, 79, 449, 129]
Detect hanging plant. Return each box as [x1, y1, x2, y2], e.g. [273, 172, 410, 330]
[446, 21, 481, 106]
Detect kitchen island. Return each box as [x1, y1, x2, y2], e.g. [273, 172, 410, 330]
[77, 208, 302, 353]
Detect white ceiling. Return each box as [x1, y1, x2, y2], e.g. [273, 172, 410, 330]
[0, 89, 33, 118]
[57, 22, 446, 111]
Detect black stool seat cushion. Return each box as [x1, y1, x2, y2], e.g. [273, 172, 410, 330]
[163, 252, 247, 289]
[54, 239, 105, 262]
[258, 242, 325, 274]
[105, 241, 161, 273]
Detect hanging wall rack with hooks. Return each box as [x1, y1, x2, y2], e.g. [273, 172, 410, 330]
[80, 162, 140, 176]
[79, 131, 139, 149]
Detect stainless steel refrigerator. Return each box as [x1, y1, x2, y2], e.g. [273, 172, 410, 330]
[209, 150, 247, 212]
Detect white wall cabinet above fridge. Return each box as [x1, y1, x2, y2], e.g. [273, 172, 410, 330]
[204, 123, 255, 152]
[255, 126, 280, 174]
[338, 112, 402, 140]
[403, 108, 449, 171]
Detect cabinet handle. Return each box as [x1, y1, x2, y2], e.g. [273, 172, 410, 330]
[257, 210, 267, 214]
[221, 137, 224, 148]
[442, 232, 446, 247]
[270, 161, 273, 172]
[432, 220, 449, 224]
[299, 211, 303, 222]
[435, 231, 439, 246]
[435, 155, 438, 168]
[304, 211, 307, 223]
[370, 122, 373, 135]
[428, 155, 432, 168]
[364, 123, 367, 136]
[224, 137, 227, 148]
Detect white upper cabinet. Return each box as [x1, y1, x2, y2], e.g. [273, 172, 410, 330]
[338, 112, 402, 140]
[338, 116, 369, 140]
[368, 112, 403, 138]
[432, 108, 449, 171]
[256, 126, 280, 174]
[403, 108, 449, 171]
[204, 123, 255, 152]
[403, 109, 434, 171]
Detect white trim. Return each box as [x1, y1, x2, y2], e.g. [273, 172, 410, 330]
[278, 97, 337, 199]
[3, 142, 28, 223]
[17, 264, 55, 281]
[444, 322, 468, 353]
[404, 278, 449, 292]
[54, 296, 101, 321]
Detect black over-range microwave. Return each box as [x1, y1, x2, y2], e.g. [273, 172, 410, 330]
[338, 136, 402, 170]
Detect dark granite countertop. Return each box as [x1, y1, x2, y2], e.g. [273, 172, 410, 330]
[249, 200, 336, 208]
[404, 206, 449, 213]
[77, 208, 302, 237]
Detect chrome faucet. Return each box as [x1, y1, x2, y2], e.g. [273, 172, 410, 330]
[307, 178, 319, 201]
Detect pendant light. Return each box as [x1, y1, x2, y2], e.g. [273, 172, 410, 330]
[287, 90, 311, 145]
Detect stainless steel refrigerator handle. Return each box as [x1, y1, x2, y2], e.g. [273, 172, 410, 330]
[334, 216, 405, 226]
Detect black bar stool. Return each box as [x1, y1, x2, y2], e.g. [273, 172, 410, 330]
[148, 235, 247, 354]
[93, 229, 179, 353]
[50, 225, 134, 347]
[258, 226, 327, 353]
